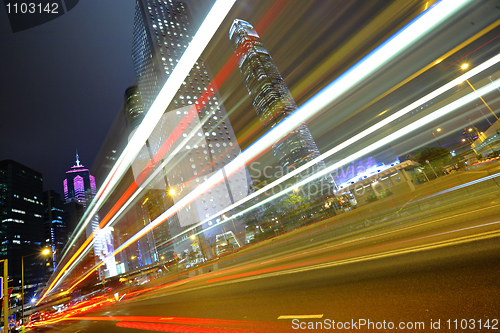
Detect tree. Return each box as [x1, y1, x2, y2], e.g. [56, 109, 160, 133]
[282, 193, 310, 218]
[412, 146, 451, 165]
[411, 146, 452, 177]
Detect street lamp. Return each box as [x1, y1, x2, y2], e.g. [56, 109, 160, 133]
[461, 63, 499, 122]
[22, 248, 51, 324]
[129, 256, 138, 270]
[431, 128, 442, 147]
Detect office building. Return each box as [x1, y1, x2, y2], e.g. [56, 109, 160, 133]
[230, 19, 327, 184]
[0, 160, 46, 302]
[43, 190, 66, 272]
[131, 0, 250, 258]
[63, 153, 117, 278]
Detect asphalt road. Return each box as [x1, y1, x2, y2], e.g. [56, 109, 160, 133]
[30, 195, 500, 332]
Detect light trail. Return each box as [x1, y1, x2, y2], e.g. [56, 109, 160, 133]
[183, 53, 500, 236]
[37, 0, 237, 305]
[227, 78, 500, 220]
[48, 0, 472, 296]
[205, 227, 500, 285]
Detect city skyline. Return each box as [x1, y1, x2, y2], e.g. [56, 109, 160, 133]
[0, 0, 213, 193]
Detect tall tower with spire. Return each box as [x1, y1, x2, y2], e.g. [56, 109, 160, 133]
[63, 151, 118, 278]
[63, 151, 97, 208]
[230, 19, 327, 184]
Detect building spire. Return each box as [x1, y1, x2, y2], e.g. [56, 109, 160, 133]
[75, 149, 81, 167]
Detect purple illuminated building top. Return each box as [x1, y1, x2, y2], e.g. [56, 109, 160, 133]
[63, 151, 96, 209]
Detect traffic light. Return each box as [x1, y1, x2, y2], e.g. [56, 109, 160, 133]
[0, 277, 3, 299]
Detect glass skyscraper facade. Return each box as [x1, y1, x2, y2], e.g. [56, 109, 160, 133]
[131, 0, 249, 259]
[230, 19, 326, 179]
[0, 160, 45, 304]
[43, 190, 66, 272]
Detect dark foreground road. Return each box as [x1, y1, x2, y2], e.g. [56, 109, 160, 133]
[31, 225, 500, 332]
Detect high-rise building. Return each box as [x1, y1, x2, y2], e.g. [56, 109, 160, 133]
[131, 0, 249, 258]
[121, 83, 175, 266]
[63, 153, 117, 278]
[230, 19, 326, 182]
[63, 152, 98, 245]
[0, 160, 46, 303]
[43, 190, 66, 273]
[63, 152, 97, 210]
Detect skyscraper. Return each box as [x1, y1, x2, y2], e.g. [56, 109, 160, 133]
[230, 19, 326, 182]
[43, 190, 66, 272]
[123, 83, 174, 265]
[131, 0, 249, 258]
[63, 153, 117, 278]
[63, 152, 98, 243]
[0, 160, 45, 303]
[63, 152, 97, 210]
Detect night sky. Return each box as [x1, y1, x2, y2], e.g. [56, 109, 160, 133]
[0, 0, 213, 192]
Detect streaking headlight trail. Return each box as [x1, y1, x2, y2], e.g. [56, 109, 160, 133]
[182, 53, 500, 235]
[230, 78, 500, 219]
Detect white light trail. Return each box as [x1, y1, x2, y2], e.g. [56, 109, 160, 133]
[116, 2, 490, 255]
[190, 53, 500, 229]
[230, 78, 500, 218]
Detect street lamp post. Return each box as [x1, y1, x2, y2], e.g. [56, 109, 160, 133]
[21, 249, 50, 324]
[431, 128, 442, 147]
[426, 160, 439, 178]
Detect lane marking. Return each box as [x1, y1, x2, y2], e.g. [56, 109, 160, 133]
[278, 314, 324, 320]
